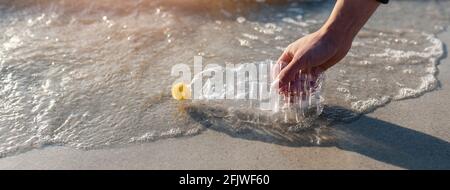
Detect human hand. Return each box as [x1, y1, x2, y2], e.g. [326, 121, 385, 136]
[273, 0, 380, 96]
[274, 30, 352, 96]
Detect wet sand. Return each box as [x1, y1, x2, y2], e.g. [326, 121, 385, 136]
[0, 30, 449, 170]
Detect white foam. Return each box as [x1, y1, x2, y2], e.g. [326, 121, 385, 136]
[393, 33, 443, 100]
[394, 74, 438, 100]
[351, 96, 391, 113]
[402, 69, 414, 74]
[385, 66, 394, 71]
[236, 16, 246, 24]
[337, 87, 350, 93]
[242, 33, 259, 40]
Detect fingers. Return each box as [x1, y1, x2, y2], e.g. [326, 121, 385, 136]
[278, 61, 325, 98]
[274, 44, 332, 97]
[273, 50, 292, 94]
[280, 70, 309, 103]
[279, 48, 331, 88]
[273, 50, 291, 80]
[278, 53, 305, 87]
[276, 50, 293, 65]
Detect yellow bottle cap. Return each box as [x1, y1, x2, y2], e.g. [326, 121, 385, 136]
[171, 82, 191, 100]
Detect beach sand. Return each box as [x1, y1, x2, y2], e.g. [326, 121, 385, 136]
[0, 29, 449, 170]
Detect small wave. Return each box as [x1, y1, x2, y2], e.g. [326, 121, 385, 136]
[0, 0, 446, 157]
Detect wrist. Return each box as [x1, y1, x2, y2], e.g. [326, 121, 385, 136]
[316, 26, 348, 48]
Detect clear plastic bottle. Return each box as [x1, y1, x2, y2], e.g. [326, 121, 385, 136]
[270, 62, 325, 126]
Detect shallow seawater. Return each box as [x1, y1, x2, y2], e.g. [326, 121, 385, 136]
[0, 0, 448, 157]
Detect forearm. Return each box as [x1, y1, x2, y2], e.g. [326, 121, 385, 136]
[276, 0, 382, 85]
[320, 0, 380, 42]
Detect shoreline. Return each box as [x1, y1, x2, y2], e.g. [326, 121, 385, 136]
[0, 30, 449, 170]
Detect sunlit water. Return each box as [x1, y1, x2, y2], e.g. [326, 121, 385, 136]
[0, 0, 448, 157]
